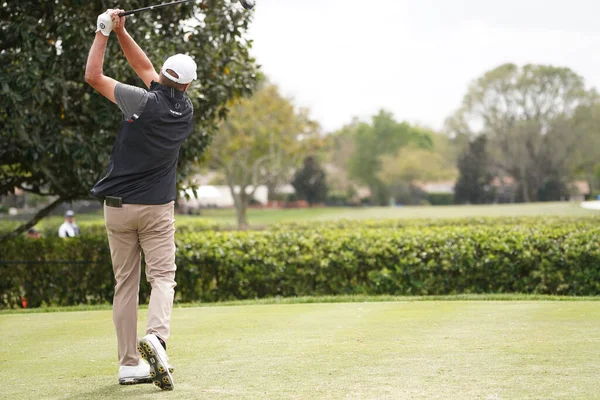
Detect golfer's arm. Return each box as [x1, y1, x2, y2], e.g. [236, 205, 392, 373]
[116, 29, 159, 88]
[85, 32, 118, 104]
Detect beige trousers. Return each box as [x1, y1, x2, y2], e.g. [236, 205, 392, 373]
[104, 201, 177, 366]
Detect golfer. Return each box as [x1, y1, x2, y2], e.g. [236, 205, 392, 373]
[85, 9, 196, 391]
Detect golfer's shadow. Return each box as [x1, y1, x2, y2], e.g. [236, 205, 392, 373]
[63, 383, 173, 399]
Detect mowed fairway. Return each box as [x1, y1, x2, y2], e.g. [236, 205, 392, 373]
[181, 201, 598, 226]
[26, 201, 598, 231]
[2, 301, 600, 399]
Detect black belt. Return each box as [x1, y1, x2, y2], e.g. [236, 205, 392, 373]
[105, 196, 123, 208]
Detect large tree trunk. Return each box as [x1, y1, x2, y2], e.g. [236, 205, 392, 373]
[521, 180, 530, 203]
[518, 165, 531, 203]
[588, 173, 597, 199]
[229, 184, 249, 230]
[236, 190, 249, 229]
[266, 182, 277, 204]
[368, 183, 377, 206]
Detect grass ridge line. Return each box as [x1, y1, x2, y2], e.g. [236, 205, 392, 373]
[2, 294, 599, 315]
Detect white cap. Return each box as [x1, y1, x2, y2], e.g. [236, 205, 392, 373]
[161, 54, 198, 84]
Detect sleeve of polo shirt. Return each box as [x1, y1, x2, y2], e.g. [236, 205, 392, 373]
[114, 83, 149, 120]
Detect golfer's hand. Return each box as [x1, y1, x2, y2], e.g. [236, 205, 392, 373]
[96, 10, 113, 36]
[110, 9, 126, 35]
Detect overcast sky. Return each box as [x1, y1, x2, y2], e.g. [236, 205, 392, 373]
[247, 0, 600, 133]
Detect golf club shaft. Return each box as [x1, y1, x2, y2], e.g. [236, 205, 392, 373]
[118, 0, 197, 17]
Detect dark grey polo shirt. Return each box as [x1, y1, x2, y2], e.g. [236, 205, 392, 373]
[91, 82, 194, 204]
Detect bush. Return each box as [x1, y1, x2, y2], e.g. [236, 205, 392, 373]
[325, 191, 352, 206]
[178, 223, 600, 300]
[427, 192, 454, 206]
[2, 216, 600, 308]
[0, 235, 119, 308]
[269, 192, 298, 203]
[270, 216, 600, 231]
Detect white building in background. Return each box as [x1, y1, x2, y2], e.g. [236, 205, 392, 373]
[415, 181, 455, 194]
[178, 185, 269, 212]
[275, 184, 295, 195]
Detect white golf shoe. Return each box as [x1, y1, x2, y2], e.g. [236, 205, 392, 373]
[137, 335, 174, 373]
[118, 361, 152, 385]
[138, 334, 174, 391]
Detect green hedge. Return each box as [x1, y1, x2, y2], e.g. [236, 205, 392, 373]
[178, 224, 600, 301]
[3, 215, 598, 237]
[0, 217, 222, 236]
[1, 218, 600, 308]
[270, 216, 600, 231]
[0, 235, 115, 308]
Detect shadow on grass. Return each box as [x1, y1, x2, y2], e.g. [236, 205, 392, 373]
[63, 383, 169, 400]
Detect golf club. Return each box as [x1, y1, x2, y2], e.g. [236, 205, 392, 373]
[118, 0, 255, 17]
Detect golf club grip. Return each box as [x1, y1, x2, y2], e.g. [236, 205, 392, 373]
[118, 10, 139, 17]
[118, 0, 196, 17]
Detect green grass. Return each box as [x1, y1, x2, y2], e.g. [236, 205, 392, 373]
[187, 201, 598, 226]
[20, 201, 598, 233]
[2, 294, 600, 315]
[3, 299, 600, 399]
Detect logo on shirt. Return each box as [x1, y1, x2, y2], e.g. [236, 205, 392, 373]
[169, 109, 182, 116]
[175, 103, 181, 109]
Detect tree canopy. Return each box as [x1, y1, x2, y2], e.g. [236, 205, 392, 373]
[0, 0, 259, 239]
[347, 110, 434, 205]
[208, 82, 321, 227]
[378, 146, 457, 186]
[454, 136, 494, 204]
[447, 63, 598, 202]
[292, 156, 328, 206]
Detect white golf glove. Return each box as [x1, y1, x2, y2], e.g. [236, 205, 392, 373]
[96, 12, 113, 36]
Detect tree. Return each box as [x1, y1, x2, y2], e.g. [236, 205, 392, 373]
[208, 83, 320, 228]
[292, 156, 328, 206]
[322, 120, 357, 195]
[377, 145, 457, 205]
[430, 129, 469, 171]
[0, 1, 258, 241]
[454, 136, 494, 204]
[569, 103, 600, 196]
[348, 110, 433, 205]
[446, 64, 597, 202]
[379, 146, 457, 184]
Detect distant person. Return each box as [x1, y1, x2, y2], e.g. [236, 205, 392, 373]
[58, 210, 80, 238]
[27, 228, 41, 239]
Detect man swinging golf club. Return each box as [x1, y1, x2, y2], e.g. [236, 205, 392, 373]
[85, 9, 196, 390]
